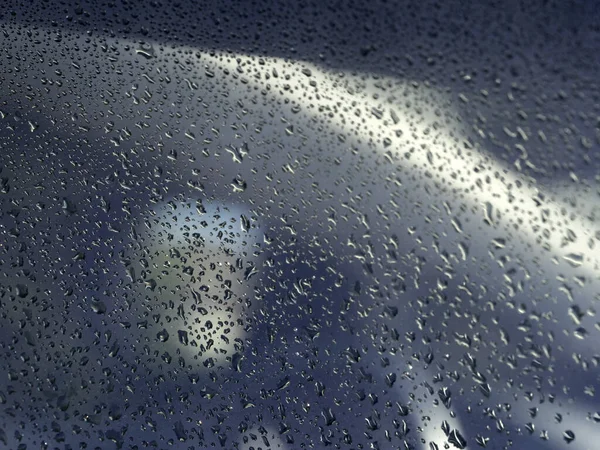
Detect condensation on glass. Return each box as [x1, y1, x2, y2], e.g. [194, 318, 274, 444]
[0, 1, 599, 449]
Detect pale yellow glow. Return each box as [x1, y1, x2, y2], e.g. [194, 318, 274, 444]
[132, 200, 263, 369]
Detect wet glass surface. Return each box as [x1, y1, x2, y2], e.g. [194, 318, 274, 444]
[1, 1, 599, 449]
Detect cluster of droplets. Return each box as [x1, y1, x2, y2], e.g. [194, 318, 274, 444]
[1, 1, 600, 449]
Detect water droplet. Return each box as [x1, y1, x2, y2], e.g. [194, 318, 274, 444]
[563, 430, 575, 443]
[157, 329, 170, 342]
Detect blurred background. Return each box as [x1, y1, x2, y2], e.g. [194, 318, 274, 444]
[1, 1, 599, 449]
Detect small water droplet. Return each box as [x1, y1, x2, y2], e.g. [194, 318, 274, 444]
[157, 329, 169, 342]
